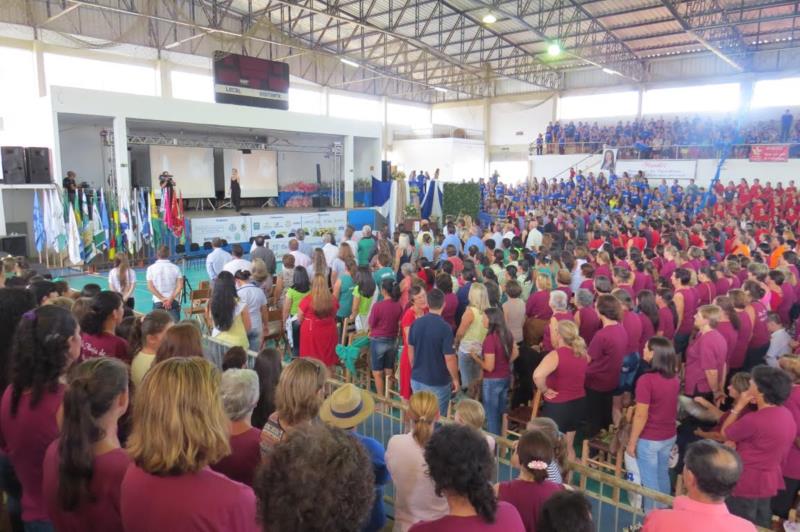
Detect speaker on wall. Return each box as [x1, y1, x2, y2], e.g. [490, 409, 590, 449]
[1, 147, 26, 184]
[25, 147, 52, 184]
[381, 160, 391, 181]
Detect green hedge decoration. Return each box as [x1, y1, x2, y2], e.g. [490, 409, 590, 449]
[443, 182, 481, 221]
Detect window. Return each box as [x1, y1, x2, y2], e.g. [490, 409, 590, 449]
[751, 77, 800, 108]
[559, 91, 638, 119]
[642, 83, 740, 114]
[329, 93, 381, 122]
[44, 52, 157, 96]
[387, 101, 431, 128]
[171, 70, 214, 102]
[289, 87, 323, 115]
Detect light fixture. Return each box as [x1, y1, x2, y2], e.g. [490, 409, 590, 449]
[434, 87, 448, 93]
[602, 67, 619, 75]
[482, 13, 497, 24]
[340, 57, 359, 68]
[547, 42, 561, 56]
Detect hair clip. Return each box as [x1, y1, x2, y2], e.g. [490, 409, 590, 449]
[527, 460, 549, 471]
[22, 310, 36, 321]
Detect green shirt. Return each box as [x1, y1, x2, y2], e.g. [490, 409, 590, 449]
[337, 274, 355, 318]
[286, 288, 309, 315]
[372, 267, 395, 301]
[357, 236, 376, 266]
[353, 286, 373, 316]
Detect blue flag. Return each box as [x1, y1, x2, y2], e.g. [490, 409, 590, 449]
[33, 190, 45, 254]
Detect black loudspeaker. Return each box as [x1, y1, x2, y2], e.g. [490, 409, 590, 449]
[25, 147, 52, 184]
[312, 196, 331, 208]
[315, 163, 322, 185]
[0, 235, 27, 257]
[381, 160, 391, 181]
[1, 147, 26, 184]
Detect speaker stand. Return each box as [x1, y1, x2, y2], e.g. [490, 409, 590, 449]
[194, 198, 216, 211]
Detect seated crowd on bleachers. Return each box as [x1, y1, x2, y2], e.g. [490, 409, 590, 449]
[533, 110, 798, 156]
[3, 167, 800, 531]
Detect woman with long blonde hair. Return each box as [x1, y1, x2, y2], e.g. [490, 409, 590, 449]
[385, 392, 448, 531]
[121, 357, 258, 531]
[533, 320, 589, 461]
[455, 283, 489, 395]
[298, 274, 339, 367]
[109, 254, 136, 308]
[331, 242, 355, 286]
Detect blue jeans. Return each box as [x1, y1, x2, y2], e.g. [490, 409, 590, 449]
[457, 345, 481, 391]
[411, 379, 451, 417]
[24, 522, 53, 532]
[370, 338, 396, 371]
[482, 377, 509, 435]
[247, 330, 260, 352]
[637, 436, 676, 513]
[153, 300, 181, 322]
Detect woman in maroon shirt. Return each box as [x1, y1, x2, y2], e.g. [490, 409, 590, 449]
[636, 290, 659, 355]
[211, 369, 261, 486]
[497, 430, 563, 532]
[729, 289, 753, 371]
[655, 288, 677, 340]
[42, 357, 130, 532]
[541, 291, 573, 353]
[713, 295, 740, 370]
[626, 337, 680, 513]
[79, 291, 129, 363]
[0, 306, 81, 530]
[533, 321, 589, 462]
[672, 268, 698, 357]
[573, 288, 601, 345]
[121, 358, 258, 532]
[584, 295, 628, 438]
[684, 305, 728, 403]
[743, 280, 770, 370]
[369, 279, 405, 397]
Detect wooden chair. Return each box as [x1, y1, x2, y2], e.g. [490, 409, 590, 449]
[580, 406, 634, 503]
[262, 307, 286, 352]
[502, 389, 542, 438]
[184, 288, 211, 329]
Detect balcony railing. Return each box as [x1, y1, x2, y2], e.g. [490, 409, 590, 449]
[530, 141, 800, 160]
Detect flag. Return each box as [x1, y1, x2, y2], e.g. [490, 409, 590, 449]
[99, 189, 111, 248]
[150, 190, 163, 248]
[66, 200, 82, 265]
[119, 189, 135, 255]
[42, 188, 55, 252]
[50, 189, 67, 254]
[33, 191, 45, 254]
[139, 188, 151, 246]
[91, 193, 106, 252]
[81, 190, 97, 262]
[169, 188, 184, 239]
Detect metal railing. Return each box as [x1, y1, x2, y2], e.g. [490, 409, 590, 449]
[393, 125, 484, 141]
[529, 141, 800, 160]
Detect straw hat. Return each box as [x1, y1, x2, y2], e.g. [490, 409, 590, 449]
[319, 383, 374, 429]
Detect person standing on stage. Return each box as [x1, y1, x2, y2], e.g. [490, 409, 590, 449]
[62, 170, 78, 205]
[146, 246, 183, 322]
[231, 168, 242, 212]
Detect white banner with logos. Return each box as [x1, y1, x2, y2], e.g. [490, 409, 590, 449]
[616, 159, 697, 182]
[189, 210, 348, 245]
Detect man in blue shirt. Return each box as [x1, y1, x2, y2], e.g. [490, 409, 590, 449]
[409, 288, 459, 416]
[205, 238, 232, 284]
[464, 225, 485, 253]
[441, 223, 462, 255]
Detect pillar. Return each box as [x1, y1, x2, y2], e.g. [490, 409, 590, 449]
[112, 116, 130, 193]
[344, 135, 354, 208]
[483, 98, 491, 177]
[156, 59, 172, 98]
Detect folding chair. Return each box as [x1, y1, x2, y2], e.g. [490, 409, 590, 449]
[502, 389, 542, 438]
[184, 288, 211, 331]
[262, 307, 286, 353]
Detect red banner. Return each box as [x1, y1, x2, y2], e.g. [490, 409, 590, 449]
[750, 145, 789, 162]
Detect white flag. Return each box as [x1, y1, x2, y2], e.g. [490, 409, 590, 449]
[67, 202, 83, 266]
[50, 189, 68, 254]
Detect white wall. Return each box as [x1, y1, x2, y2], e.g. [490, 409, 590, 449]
[354, 137, 379, 181]
[431, 102, 484, 131]
[390, 138, 485, 182]
[530, 154, 603, 180]
[58, 122, 110, 189]
[490, 96, 555, 146]
[277, 151, 338, 185]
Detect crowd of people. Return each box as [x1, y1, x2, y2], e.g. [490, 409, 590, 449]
[532, 110, 799, 156]
[2, 165, 800, 531]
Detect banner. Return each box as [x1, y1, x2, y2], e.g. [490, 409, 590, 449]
[749, 145, 789, 162]
[616, 159, 697, 182]
[189, 217, 252, 245]
[189, 210, 348, 245]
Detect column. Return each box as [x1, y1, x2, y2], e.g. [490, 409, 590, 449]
[323, 87, 331, 117]
[483, 98, 491, 177]
[637, 87, 644, 119]
[156, 59, 172, 98]
[344, 135, 354, 208]
[381, 96, 389, 159]
[32, 40, 47, 97]
[112, 116, 131, 193]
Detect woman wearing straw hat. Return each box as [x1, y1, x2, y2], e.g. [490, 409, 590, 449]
[320, 384, 388, 532]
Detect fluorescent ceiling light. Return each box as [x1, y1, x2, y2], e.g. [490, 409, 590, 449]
[434, 87, 448, 93]
[602, 68, 620, 75]
[547, 43, 561, 56]
[340, 58, 359, 68]
[482, 13, 497, 24]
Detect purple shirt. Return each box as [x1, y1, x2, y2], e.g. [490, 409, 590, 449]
[684, 329, 727, 395]
[782, 385, 800, 480]
[368, 299, 404, 339]
[545, 347, 588, 403]
[482, 332, 511, 379]
[410, 501, 525, 532]
[731, 310, 752, 369]
[210, 427, 261, 486]
[727, 405, 797, 498]
[43, 444, 130, 532]
[578, 307, 602, 345]
[586, 323, 628, 392]
[121, 466, 258, 532]
[633, 272, 655, 294]
[525, 291, 552, 320]
[715, 321, 738, 370]
[0, 384, 65, 522]
[80, 333, 130, 364]
[657, 306, 676, 340]
[498, 480, 563, 532]
[749, 301, 770, 347]
[638, 313, 656, 354]
[636, 373, 680, 441]
[676, 287, 697, 335]
[622, 310, 642, 355]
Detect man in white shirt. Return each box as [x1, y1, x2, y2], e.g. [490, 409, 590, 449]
[223, 244, 253, 275]
[205, 238, 232, 283]
[146, 246, 183, 321]
[288, 239, 311, 269]
[296, 229, 314, 257]
[765, 312, 792, 367]
[525, 219, 543, 251]
[322, 232, 339, 267]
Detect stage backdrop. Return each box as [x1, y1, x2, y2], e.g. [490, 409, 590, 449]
[149, 146, 215, 199]
[222, 149, 279, 198]
[616, 159, 697, 182]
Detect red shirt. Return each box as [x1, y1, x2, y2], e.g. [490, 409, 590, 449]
[410, 501, 525, 532]
[368, 299, 404, 339]
[120, 466, 259, 532]
[498, 480, 563, 532]
[482, 332, 511, 380]
[676, 287, 697, 336]
[210, 427, 261, 486]
[577, 306, 601, 345]
[0, 384, 65, 521]
[621, 310, 642, 355]
[684, 330, 727, 395]
[636, 373, 679, 440]
[657, 306, 676, 340]
[545, 346, 588, 404]
[80, 332, 130, 363]
[731, 310, 752, 370]
[782, 385, 800, 479]
[586, 324, 628, 393]
[542, 312, 573, 352]
[43, 444, 130, 532]
[638, 314, 655, 354]
[525, 291, 552, 320]
[715, 321, 738, 369]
